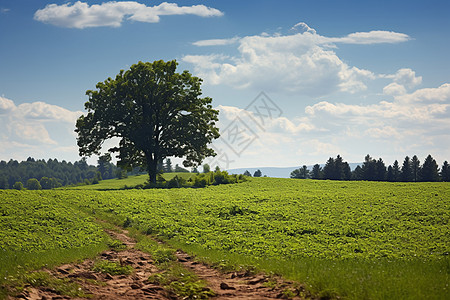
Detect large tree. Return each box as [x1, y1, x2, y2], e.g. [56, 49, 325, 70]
[75, 60, 220, 183]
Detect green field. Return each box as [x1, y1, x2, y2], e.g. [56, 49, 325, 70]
[64, 172, 195, 190]
[1, 177, 449, 299]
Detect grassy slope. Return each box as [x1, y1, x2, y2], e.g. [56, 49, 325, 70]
[65, 173, 195, 190]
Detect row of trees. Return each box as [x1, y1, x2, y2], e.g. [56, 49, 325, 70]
[0, 156, 119, 189]
[291, 154, 450, 182]
[243, 169, 263, 177]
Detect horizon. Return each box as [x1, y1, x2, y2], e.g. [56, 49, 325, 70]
[1, 1, 449, 169]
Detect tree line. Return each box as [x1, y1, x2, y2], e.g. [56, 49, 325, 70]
[0, 156, 119, 189]
[291, 154, 450, 182]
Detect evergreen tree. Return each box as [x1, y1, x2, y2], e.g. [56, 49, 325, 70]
[411, 155, 421, 182]
[420, 155, 439, 182]
[362, 154, 376, 181]
[386, 165, 394, 182]
[311, 164, 322, 179]
[342, 162, 352, 180]
[323, 157, 335, 180]
[441, 161, 450, 182]
[253, 169, 262, 177]
[164, 158, 173, 173]
[243, 170, 252, 177]
[334, 155, 344, 180]
[401, 156, 413, 182]
[375, 158, 386, 181]
[352, 165, 363, 180]
[391, 160, 401, 182]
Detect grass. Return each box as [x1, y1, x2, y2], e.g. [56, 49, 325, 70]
[64, 172, 196, 190]
[92, 260, 133, 275]
[64, 178, 449, 299]
[2, 178, 449, 299]
[0, 246, 107, 299]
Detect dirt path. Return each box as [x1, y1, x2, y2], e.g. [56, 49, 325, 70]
[14, 228, 307, 300]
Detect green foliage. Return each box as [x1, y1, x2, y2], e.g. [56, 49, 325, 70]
[107, 239, 127, 251]
[0, 191, 106, 252]
[12, 181, 23, 190]
[1, 179, 449, 299]
[0, 157, 111, 189]
[5, 271, 89, 298]
[61, 178, 449, 299]
[75, 60, 220, 183]
[290, 165, 310, 179]
[148, 263, 214, 299]
[26, 178, 41, 190]
[92, 260, 133, 275]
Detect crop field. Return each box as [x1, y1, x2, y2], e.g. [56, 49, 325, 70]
[0, 190, 110, 295]
[1, 177, 449, 299]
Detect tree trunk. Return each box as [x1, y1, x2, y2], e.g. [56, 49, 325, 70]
[147, 154, 158, 184]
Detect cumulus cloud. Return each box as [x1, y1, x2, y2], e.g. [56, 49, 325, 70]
[186, 22, 408, 95]
[383, 82, 407, 96]
[0, 97, 83, 160]
[0, 96, 15, 113]
[306, 84, 450, 133]
[34, 1, 223, 29]
[290, 22, 316, 34]
[217, 105, 316, 134]
[391, 68, 422, 88]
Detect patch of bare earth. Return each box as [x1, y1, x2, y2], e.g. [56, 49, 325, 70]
[13, 229, 307, 299]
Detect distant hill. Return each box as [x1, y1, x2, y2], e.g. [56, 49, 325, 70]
[227, 163, 361, 178]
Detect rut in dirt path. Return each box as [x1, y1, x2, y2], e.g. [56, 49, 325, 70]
[15, 228, 308, 300]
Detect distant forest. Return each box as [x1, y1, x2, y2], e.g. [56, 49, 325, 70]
[0, 157, 119, 189]
[291, 154, 450, 182]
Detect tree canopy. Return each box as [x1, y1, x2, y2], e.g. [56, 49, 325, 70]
[75, 60, 220, 183]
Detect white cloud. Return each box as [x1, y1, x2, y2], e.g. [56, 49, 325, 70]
[18, 101, 81, 123]
[34, 1, 223, 29]
[291, 22, 316, 34]
[306, 84, 450, 135]
[186, 22, 407, 95]
[217, 105, 316, 134]
[0, 97, 83, 161]
[329, 31, 411, 44]
[0, 96, 15, 112]
[383, 82, 407, 96]
[364, 126, 401, 139]
[192, 37, 240, 47]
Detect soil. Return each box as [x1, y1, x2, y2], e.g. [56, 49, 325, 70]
[12, 228, 308, 300]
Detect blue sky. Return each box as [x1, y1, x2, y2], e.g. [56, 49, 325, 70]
[1, 0, 449, 169]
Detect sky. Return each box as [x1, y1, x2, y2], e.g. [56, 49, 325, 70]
[0, 0, 449, 170]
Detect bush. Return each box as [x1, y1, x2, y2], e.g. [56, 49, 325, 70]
[12, 181, 24, 190]
[26, 178, 41, 190]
